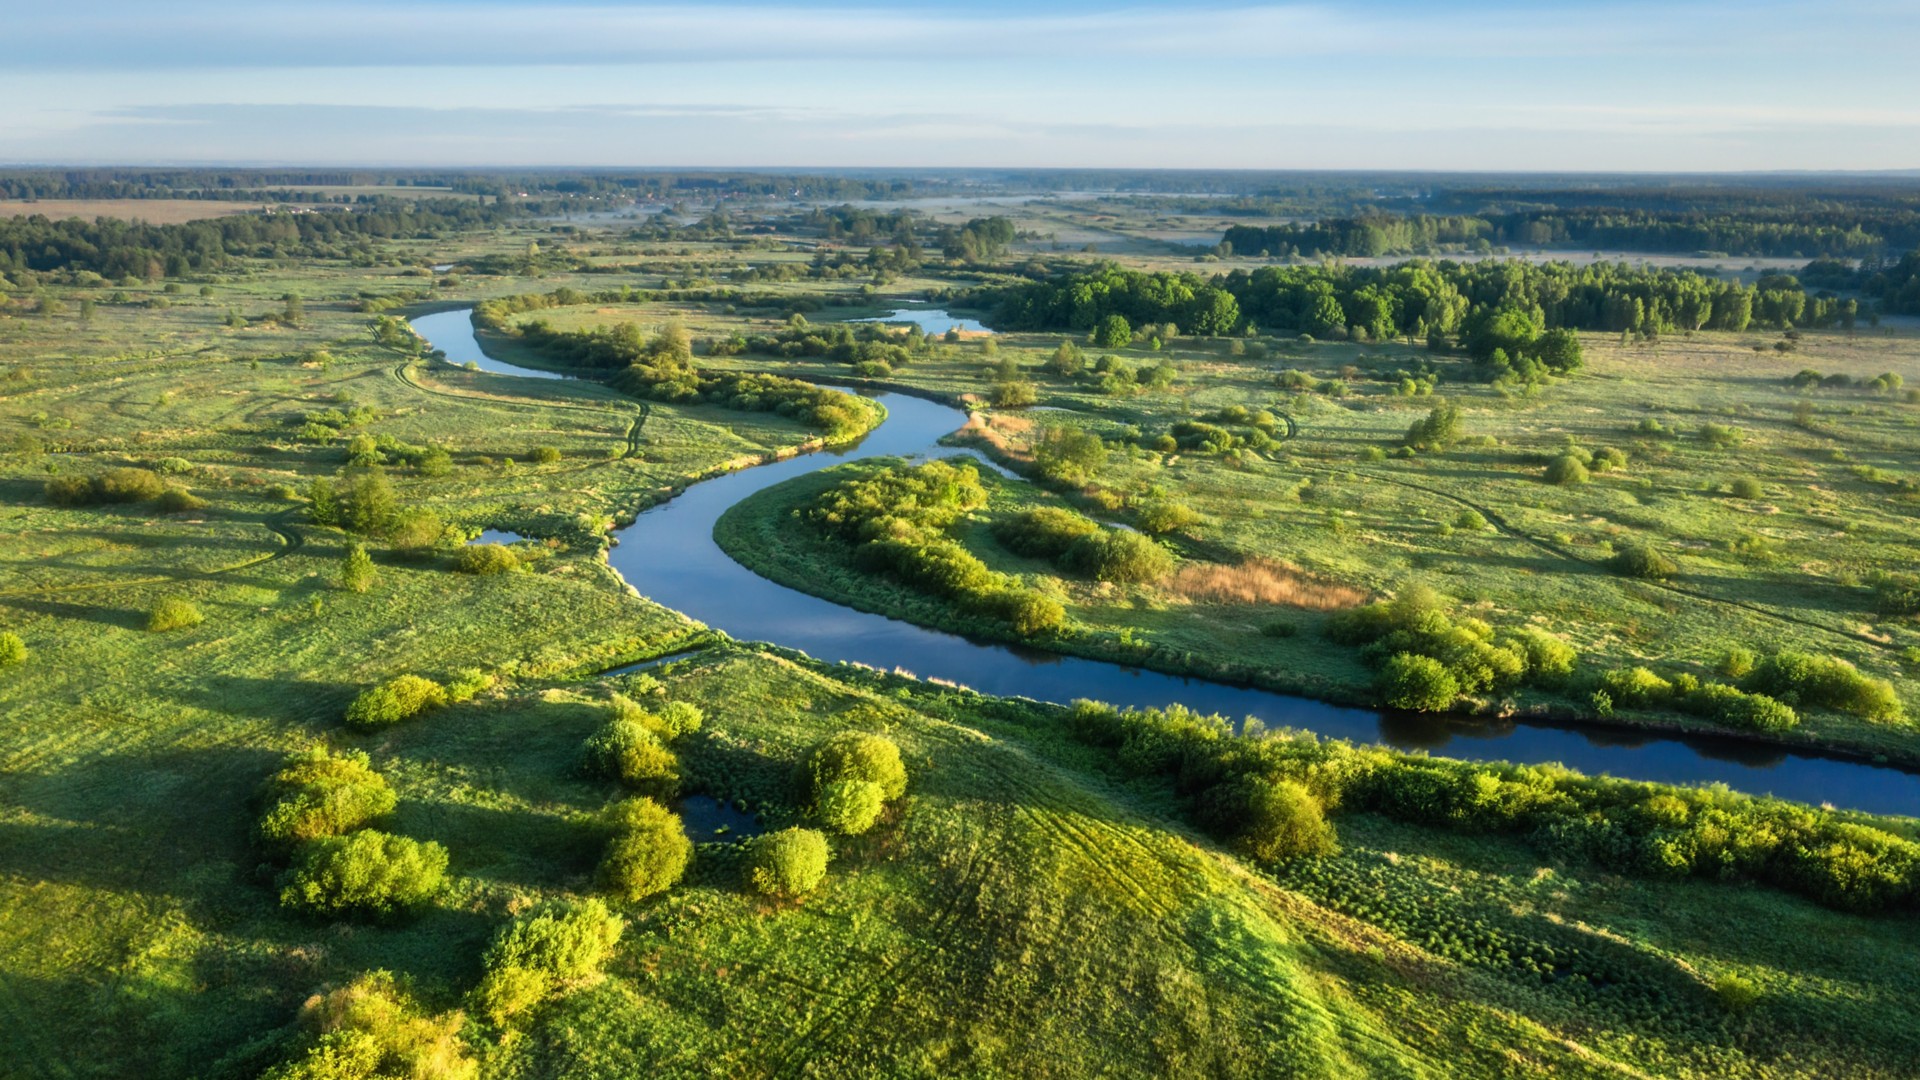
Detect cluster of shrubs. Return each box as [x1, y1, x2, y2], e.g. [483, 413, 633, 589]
[799, 731, 908, 836]
[345, 432, 453, 477]
[1153, 417, 1283, 456]
[472, 898, 626, 1025]
[990, 506, 1174, 584]
[44, 466, 206, 513]
[1543, 443, 1628, 486]
[1742, 649, 1905, 724]
[308, 468, 450, 553]
[260, 971, 474, 1080]
[808, 461, 1067, 635]
[615, 364, 876, 439]
[1594, 667, 1799, 732]
[708, 316, 925, 374]
[1062, 699, 1920, 913]
[1326, 584, 1578, 711]
[254, 749, 448, 920]
[1788, 368, 1906, 396]
[1063, 353, 1177, 396]
[582, 692, 704, 797]
[292, 402, 378, 442]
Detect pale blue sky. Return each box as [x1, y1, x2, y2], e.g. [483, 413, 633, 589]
[4, 1, 1917, 170]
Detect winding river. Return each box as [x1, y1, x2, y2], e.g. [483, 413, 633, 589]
[415, 309, 1920, 815]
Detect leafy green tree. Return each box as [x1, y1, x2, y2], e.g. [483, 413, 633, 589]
[1379, 653, 1459, 711]
[472, 898, 626, 1025]
[1031, 425, 1108, 485]
[817, 779, 886, 836]
[802, 732, 908, 802]
[747, 828, 829, 902]
[598, 797, 692, 901]
[1545, 454, 1590, 485]
[340, 544, 375, 593]
[0, 631, 25, 668]
[279, 830, 448, 919]
[1091, 313, 1132, 349]
[1402, 400, 1462, 451]
[256, 748, 396, 852]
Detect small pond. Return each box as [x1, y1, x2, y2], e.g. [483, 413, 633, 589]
[678, 795, 763, 843]
[850, 308, 994, 335]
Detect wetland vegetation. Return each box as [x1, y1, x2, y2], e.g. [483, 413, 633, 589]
[2, 167, 1918, 1078]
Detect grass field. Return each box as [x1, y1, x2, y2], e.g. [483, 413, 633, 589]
[2, 211, 1917, 1078]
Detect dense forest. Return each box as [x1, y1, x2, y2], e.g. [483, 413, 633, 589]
[0, 200, 518, 283]
[1223, 209, 1920, 259]
[986, 260, 1864, 356]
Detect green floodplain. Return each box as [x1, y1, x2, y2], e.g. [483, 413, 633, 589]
[2, 170, 1920, 1078]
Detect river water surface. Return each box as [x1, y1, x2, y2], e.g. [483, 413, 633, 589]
[413, 309, 1920, 815]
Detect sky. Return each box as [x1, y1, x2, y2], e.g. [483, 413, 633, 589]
[3, 0, 1918, 171]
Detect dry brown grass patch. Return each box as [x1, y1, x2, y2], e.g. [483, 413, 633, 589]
[1169, 557, 1366, 610]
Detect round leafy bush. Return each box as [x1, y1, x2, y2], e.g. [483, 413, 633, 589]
[453, 543, 519, 575]
[981, 588, 1066, 635]
[1743, 650, 1904, 723]
[598, 797, 691, 901]
[583, 716, 681, 795]
[657, 700, 704, 739]
[262, 971, 475, 1080]
[817, 779, 886, 835]
[802, 732, 907, 802]
[531, 446, 562, 464]
[96, 467, 168, 503]
[747, 827, 829, 901]
[1135, 500, 1200, 536]
[0, 631, 24, 668]
[1379, 653, 1459, 711]
[1729, 476, 1765, 499]
[1591, 447, 1629, 472]
[146, 597, 204, 632]
[1451, 509, 1488, 532]
[1544, 454, 1589, 485]
[1062, 530, 1174, 583]
[1235, 778, 1336, 862]
[1600, 666, 1674, 707]
[992, 507, 1098, 560]
[257, 749, 397, 851]
[44, 474, 96, 506]
[1687, 683, 1799, 733]
[279, 830, 448, 918]
[1607, 541, 1677, 580]
[155, 487, 209, 514]
[473, 897, 626, 1024]
[344, 674, 449, 730]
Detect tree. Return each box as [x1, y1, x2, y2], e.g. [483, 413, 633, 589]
[279, 830, 448, 919]
[1380, 653, 1459, 711]
[1236, 778, 1336, 861]
[746, 828, 829, 902]
[1091, 313, 1132, 349]
[340, 544, 375, 593]
[261, 972, 476, 1080]
[802, 732, 908, 803]
[256, 749, 396, 852]
[1045, 340, 1085, 377]
[584, 713, 681, 796]
[598, 798, 692, 901]
[0, 631, 26, 668]
[1402, 399, 1461, 451]
[1031, 424, 1108, 485]
[282, 293, 305, 326]
[472, 898, 626, 1025]
[1544, 454, 1590, 485]
[341, 468, 397, 536]
[817, 779, 886, 835]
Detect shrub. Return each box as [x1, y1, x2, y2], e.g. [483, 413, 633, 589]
[802, 732, 908, 802]
[146, 597, 204, 632]
[472, 898, 626, 1024]
[453, 543, 519, 575]
[747, 828, 830, 901]
[657, 700, 705, 739]
[257, 749, 397, 852]
[1591, 447, 1629, 472]
[1729, 476, 1765, 499]
[531, 446, 562, 464]
[1713, 973, 1762, 1012]
[1402, 399, 1461, 451]
[1607, 541, 1677, 580]
[992, 507, 1098, 560]
[0, 631, 24, 668]
[1871, 573, 1920, 619]
[340, 544, 376, 592]
[1451, 509, 1488, 531]
[583, 716, 681, 796]
[1135, 500, 1200, 535]
[1061, 530, 1174, 583]
[44, 474, 95, 506]
[95, 467, 167, 503]
[279, 830, 448, 918]
[262, 971, 475, 1080]
[1744, 650, 1904, 723]
[1544, 454, 1589, 485]
[1685, 683, 1799, 733]
[1230, 777, 1336, 862]
[155, 487, 208, 514]
[817, 779, 886, 836]
[1718, 646, 1757, 678]
[983, 588, 1067, 635]
[1379, 653, 1459, 711]
[344, 674, 449, 731]
[598, 798, 691, 901]
[445, 668, 495, 703]
[1600, 666, 1674, 708]
[1510, 628, 1578, 686]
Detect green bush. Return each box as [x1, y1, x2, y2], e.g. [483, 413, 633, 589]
[1729, 476, 1765, 499]
[1379, 653, 1459, 711]
[1591, 446, 1629, 472]
[1135, 500, 1200, 535]
[1607, 541, 1677, 580]
[1221, 777, 1336, 862]
[991, 506, 1097, 560]
[43, 474, 95, 506]
[0, 631, 24, 668]
[598, 798, 691, 901]
[1451, 509, 1488, 531]
[97, 467, 168, 503]
[1061, 530, 1174, 583]
[657, 700, 705, 739]
[1871, 573, 1920, 619]
[802, 731, 908, 802]
[1717, 646, 1757, 678]
[817, 779, 887, 836]
[279, 830, 448, 919]
[146, 597, 204, 632]
[261, 971, 475, 1080]
[472, 898, 626, 1024]
[257, 749, 397, 852]
[453, 543, 519, 575]
[1599, 666, 1674, 707]
[1684, 683, 1799, 733]
[531, 446, 562, 464]
[340, 544, 376, 593]
[1544, 454, 1590, 485]
[155, 486, 209, 514]
[1509, 628, 1578, 686]
[981, 588, 1066, 635]
[344, 674, 449, 731]
[746, 827, 830, 902]
[583, 716, 681, 796]
[1713, 973, 1762, 1012]
[1743, 650, 1904, 723]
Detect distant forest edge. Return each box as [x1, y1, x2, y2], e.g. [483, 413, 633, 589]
[1221, 209, 1920, 260]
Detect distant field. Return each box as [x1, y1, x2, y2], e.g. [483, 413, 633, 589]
[0, 198, 268, 223]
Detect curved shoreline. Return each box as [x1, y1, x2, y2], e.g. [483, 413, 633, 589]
[411, 308, 1920, 815]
